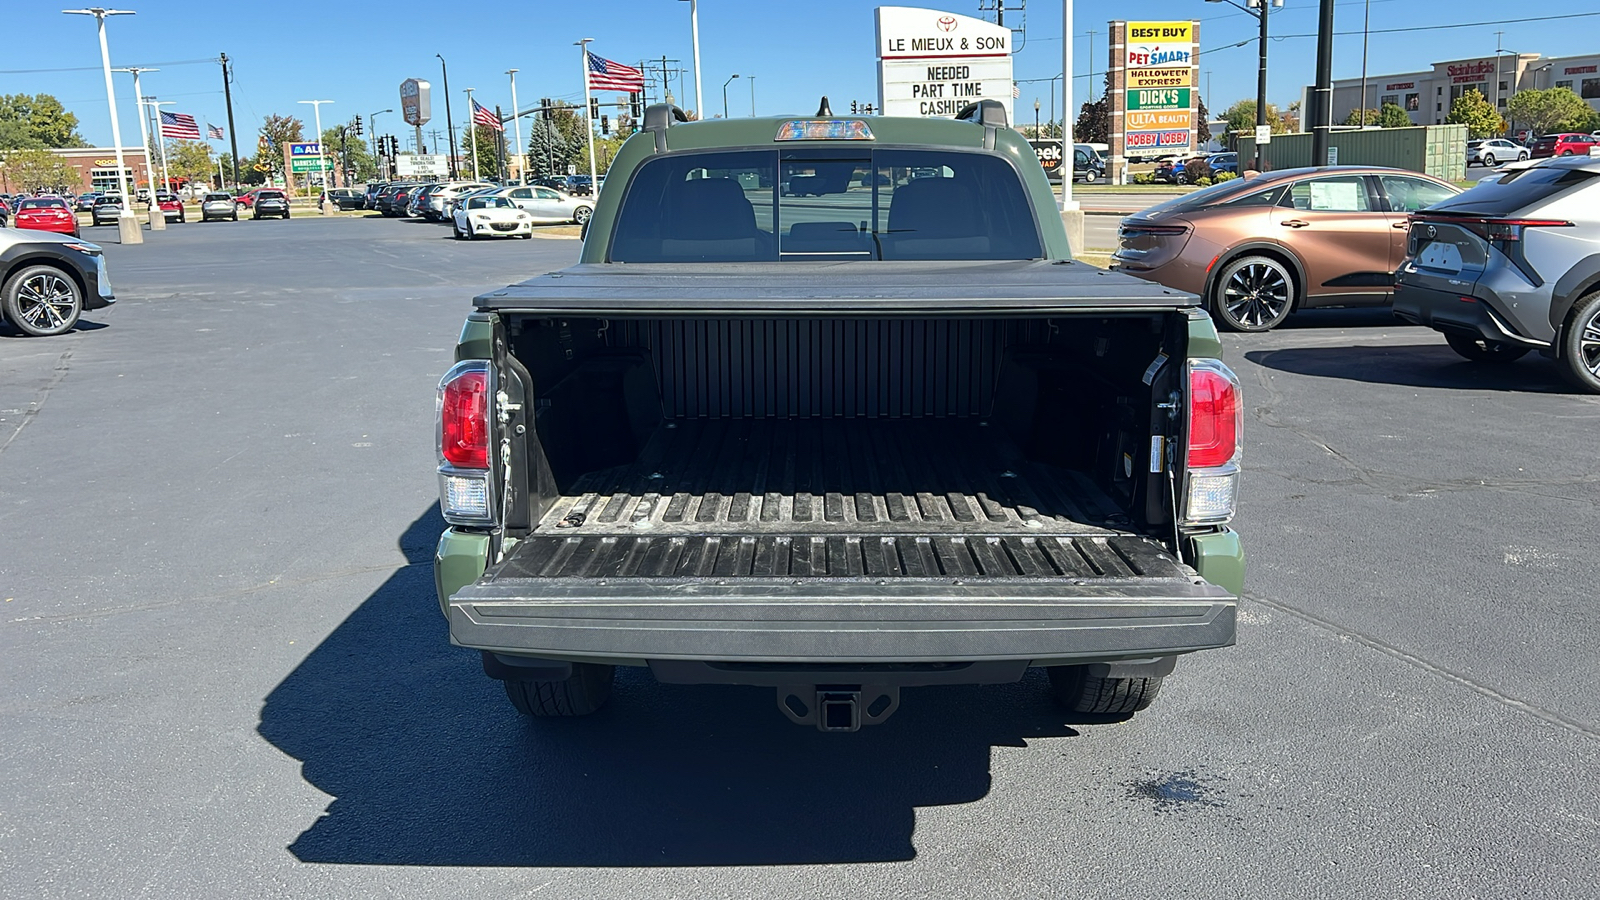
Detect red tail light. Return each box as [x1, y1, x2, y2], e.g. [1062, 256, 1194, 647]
[439, 364, 490, 469]
[1188, 360, 1241, 469]
[1412, 215, 1572, 244]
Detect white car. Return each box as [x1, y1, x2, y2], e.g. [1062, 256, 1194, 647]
[494, 185, 594, 225]
[452, 195, 533, 239]
[1467, 138, 1529, 167]
[426, 181, 493, 220]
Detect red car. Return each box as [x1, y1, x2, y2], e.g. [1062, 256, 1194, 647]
[154, 192, 186, 223]
[1528, 133, 1598, 158]
[13, 196, 80, 238]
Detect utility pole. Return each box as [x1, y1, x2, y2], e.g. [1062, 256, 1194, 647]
[494, 105, 507, 180]
[1311, 0, 1335, 166]
[219, 53, 240, 188]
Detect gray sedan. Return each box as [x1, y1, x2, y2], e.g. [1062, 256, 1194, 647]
[494, 185, 594, 225]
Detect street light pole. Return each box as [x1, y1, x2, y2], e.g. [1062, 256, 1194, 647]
[298, 99, 334, 213]
[464, 87, 480, 181]
[749, 75, 756, 117]
[722, 74, 739, 118]
[507, 69, 523, 183]
[65, 7, 141, 244]
[148, 99, 175, 204]
[114, 67, 164, 230]
[437, 54, 458, 179]
[681, 0, 704, 118]
[370, 108, 391, 178]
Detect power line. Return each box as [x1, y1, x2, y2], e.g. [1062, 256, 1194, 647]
[0, 57, 218, 75]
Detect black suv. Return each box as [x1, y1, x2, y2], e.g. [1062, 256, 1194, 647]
[252, 190, 290, 219]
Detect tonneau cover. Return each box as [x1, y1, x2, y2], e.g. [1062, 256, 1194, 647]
[474, 259, 1200, 315]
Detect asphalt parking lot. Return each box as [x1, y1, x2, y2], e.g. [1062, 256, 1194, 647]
[3, 216, 1598, 899]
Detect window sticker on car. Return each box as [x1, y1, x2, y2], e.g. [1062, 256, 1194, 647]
[1310, 181, 1361, 211]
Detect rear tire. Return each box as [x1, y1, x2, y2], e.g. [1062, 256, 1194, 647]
[503, 663, 615, 717]
[1557, 291, 1600, 393]
[1444, 332, 1531, 363]
[1048, 665, 1162, 715]
[1482, 153, 1496, 167]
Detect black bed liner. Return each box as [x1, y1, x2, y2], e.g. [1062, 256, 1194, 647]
[475, 259, 1199, 315]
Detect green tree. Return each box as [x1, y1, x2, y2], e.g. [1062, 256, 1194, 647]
[0, 94, 85, 150]
[1220, 99, 1289, 150]
[321, 126, 377, 185]
[550, 103, 590, 172]
[1074, 96, 1108, 144]
[253, 114, 304, 186]
[463, 124, 504, 179]
[0, 148, 81, 191]
[1196, 94, 1210, 144]
[1346, 103, 1413, 128]
[167, 140, 216, 188]
[1444, 88, 1505, 139]
[1505, 87, 1594, 135]
[526, 118, 567, 179]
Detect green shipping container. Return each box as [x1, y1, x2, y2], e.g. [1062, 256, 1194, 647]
[1234, 124, 1467, 182]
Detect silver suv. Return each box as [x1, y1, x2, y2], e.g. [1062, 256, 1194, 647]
[1393, 156, 1600, 392]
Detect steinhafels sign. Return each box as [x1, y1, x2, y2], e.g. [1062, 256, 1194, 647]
[876, 6, 1013, 122]
[1446, 61, 1494, 84]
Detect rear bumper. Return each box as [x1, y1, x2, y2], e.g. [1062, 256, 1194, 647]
[1392, 282, 1545, 347]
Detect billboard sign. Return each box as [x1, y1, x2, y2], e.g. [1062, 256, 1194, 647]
[289, 157, 329, 173]
[1110, 20, 1199, 167]
[876, 6, 1013, 123]
[394, 154, 447, 177]
[400, 78, 432, 127]
[288, 142, 321, 157]
[1028, 139, 1063, 178]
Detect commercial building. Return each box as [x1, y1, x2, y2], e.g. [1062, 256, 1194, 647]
[1308, 51, 1600, 129]
[0, 147, 154, 195]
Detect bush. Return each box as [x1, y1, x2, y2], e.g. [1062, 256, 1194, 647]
[1214, 172, 1239, 183]
[1195, 177, 1214, 187]
[1132, 173, 1154, 185]
[1182, 158, 1214, 183]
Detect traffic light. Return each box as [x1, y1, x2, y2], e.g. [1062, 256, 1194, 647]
[353, 115, 363, 136]
[589, 97, 599, 119]
[630, 92, 641, 117]
[851, 100, 859, 114]
[540, 98, 551, 121]
[600, 115, 609, 135]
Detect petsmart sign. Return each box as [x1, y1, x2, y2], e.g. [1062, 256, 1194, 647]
[876, 6, 1014, 123]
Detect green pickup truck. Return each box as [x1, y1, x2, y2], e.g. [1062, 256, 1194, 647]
[434, 100, 1244, 731]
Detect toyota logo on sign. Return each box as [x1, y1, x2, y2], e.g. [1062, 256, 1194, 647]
[936, 15, 957, 31]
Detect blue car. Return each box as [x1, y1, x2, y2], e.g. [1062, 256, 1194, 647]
[1206, 152, 1239, 176]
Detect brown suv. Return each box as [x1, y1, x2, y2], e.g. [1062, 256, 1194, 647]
[1112, 166, 1459, 331]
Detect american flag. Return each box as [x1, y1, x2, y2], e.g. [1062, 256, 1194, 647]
[159, 111, 201, 140]
[207, 123, 224, 139]
[1012, 83, 1021, 99]
[472, 99, 502, 132]
[586, 52, 644, 92]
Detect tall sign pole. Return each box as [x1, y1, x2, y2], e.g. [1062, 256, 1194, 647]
[1061, 0, 1074, 210]
[577, 39, 599, 193]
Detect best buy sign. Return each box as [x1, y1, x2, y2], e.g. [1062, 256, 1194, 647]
[1127, 88, 1190, 110]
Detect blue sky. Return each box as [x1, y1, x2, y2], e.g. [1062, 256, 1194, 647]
[8, 0, 1600, 149]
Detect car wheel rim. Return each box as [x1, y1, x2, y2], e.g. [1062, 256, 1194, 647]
[1581, 311, 1600, 377]
[16, 272, 77, 332]
[1223, 263, 1290, 327]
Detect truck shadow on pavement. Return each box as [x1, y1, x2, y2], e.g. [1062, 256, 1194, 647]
[258, 507, 1098, 867]
[1245, 344, 1574, 393]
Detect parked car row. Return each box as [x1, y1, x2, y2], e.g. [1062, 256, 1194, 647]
[360, 179, 595, 236]
[1152, 152, 1239, 185]
[1112, 158, 1600, 392]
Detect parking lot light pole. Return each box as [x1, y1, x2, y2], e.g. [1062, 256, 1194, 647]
[436, 55, 458, 179]
[114, 67, 164, 230]
[299, 99, 335, 213]
[147, 99, 175, 206]
[679, 0, 704, 118]
[722, 74, 739, 118]
[506, 70, 523, 183]
[65, 7, 141, 244]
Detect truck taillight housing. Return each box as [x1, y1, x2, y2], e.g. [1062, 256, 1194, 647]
[437, 360, 496, 526]
[1184, 359, 1242, 525]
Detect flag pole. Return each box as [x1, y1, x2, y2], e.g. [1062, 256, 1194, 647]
[577, 38, 598, 197]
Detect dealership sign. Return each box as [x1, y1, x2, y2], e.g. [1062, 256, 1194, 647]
[876, 6, 1013, 122]
[400, 78, 432, 127]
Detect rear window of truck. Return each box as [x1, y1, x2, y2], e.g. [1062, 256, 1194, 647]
[608, 149, 1043, 263]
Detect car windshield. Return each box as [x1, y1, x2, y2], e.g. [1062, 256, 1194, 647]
[609, 148, 1042, 263]
[468, 197, 513, 209]
[20, 199, 66, 210]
